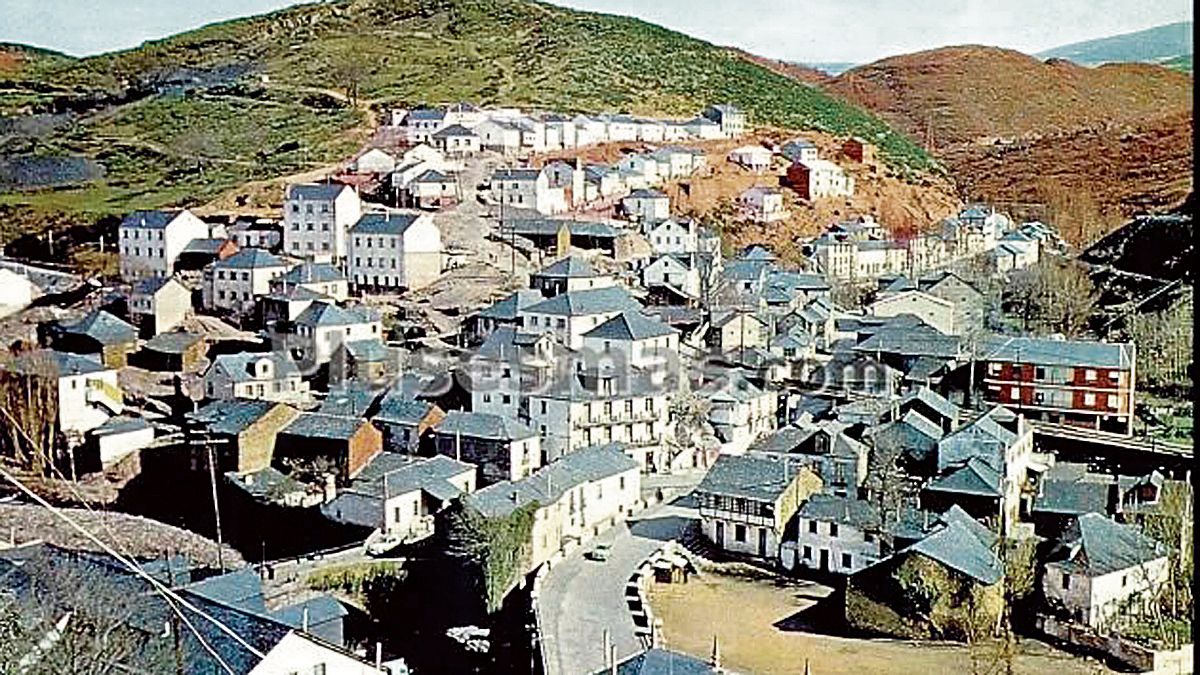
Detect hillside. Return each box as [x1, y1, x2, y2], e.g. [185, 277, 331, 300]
[821, 45, 1193, 242]
[0, 0, 936, 246]
[1037, 21, 1192, 67]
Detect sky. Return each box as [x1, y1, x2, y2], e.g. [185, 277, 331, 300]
[0, 0, 1192, 64]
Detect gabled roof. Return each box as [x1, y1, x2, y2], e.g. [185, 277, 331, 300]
[120, 209, 187, 230]
[926, 456, 1003, 497]
[131, 275, 185, 296]
[286, 183, 353, 201]
[799, 494, 880, 530]
[206, 351, 300, 384]
[295, 301, 378, 328]
[413, 169, 452, 183]
[899, 387, 959, 422]
[189, 399, 281, 435]
[143, 331, 204, 355]
[373, 393, 435, 426]
[281, 262, 346, 285]
[696, 453, 808, 502]
[582, 311, 677, 341]
[435, 410, 536, 441]
[61, 309, 137, 345]
[382, 455, 474, 501]
[213, 248, 286, 270]
[1051, 513, 1166, 577]
[467, 444, 638, 518]
[431, 123, 477, 138]
[342, 338, 389, 362]
[349, 210, 425, 236]
[317, 386, 382, 417]
[535, 255, 602, 279]
[904, 517, 1002, 584]
[980, 335, 1134, 370]
[475, 289, 544, 321]
[524, 286, 641, 317]
[281, 412, 367, 441]
[626, 188, 668, 199]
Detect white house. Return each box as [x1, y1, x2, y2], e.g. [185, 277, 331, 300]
[403, 108, 448, 144]
[789, 159, 854, 199]
[695, 454, 822, 561]
[11, 350, 122, 439]
[433, 411, 541, 486]
[869, 289, 957, 336]
[202, 351, 308, 403]
[603, 114, 641, 142]
[430, 124, 482, 156]
[275, 261, 349, 303]
[0, 268, 37, 318]
[475, 119, 524, 155]
[649, 146, 706, 179]
[348, 148, 395, 175]
[519, 285, 643, 350]
[579, 310, 680, 371]
[642, 254, 701, 299]
[737, 186, 787, 223]
[622, 189, 670, 223]
[727, 145, 773, 172]
[635, 118, 667, 143]
[118, 209, 209, 281]
[528, 256, 615, 297]
[702, 104, 748, 138]
[779, 138, 819, 164]
[682, 116, 723, 140]
[281, 183, 363, 263]
[1042, 513, 1169, 630]
[346, 210, 443, 292]
[490, 167, 567, 215]
[699, 370, 777, 454]
[129, 275, 191, 337]
[287, 301, 383, 368]
[572, 115, 609, 146]
[790, 494, 882, 574]
[90, 416, 155, 468]
[617, 153, 662, 186]
[203, 249, 291, 315]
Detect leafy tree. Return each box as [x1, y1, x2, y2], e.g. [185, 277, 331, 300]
[440, 499, 537, 614]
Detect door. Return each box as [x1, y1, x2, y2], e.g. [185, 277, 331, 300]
[715, 521, 725, 548]
[819, 549, 829, 572]
[758, 528, 767, 557]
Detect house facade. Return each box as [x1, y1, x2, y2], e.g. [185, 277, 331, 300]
[118, 209, 209, 281]
[281, 183, 363, 263]
[346, 210, 443, 292]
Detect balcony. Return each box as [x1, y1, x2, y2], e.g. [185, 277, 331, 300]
[574, 409, 662, 428]
[86, 379, 124, 415]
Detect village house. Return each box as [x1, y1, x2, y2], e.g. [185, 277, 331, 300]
[579, 310, 680, 372]
[460, 444, 641, 575]
[751, 419, 869, 496]
[404, 169, 458, 209]
[465, 288, 545, 342]
[642, 254, 703, 301]
[118, 209, 210, 281]
[649, 146, 706, 179]
[572, 114, 608, 146]
[475, 118, 524, 155]
[281, 183, 363, 263]
[322, 453, 475, 543]
[617, 153, 662, 187]
[709, 309, 768, 353]
[990, 229, 1041, 273]
[519, 285, 642, 350]
[702, 103, 747, 138]
[373, 390, 446, 453]
[787, 493, 883, 574]
[346, 209, 443, 292]
[541, 113, 578, 150]
[841, 137, 876, 164]
[645, 218, 700, 255]
[737, 185, 788, 223]
[202, 248, 291, 315]
[1041, 513, 1168, 630]
[10, 350, 122, 440]
[257, 285, 331, 331]
[542, 159, 585, 209]
[979, 336, 1136, 434]
[347, 147, 396, 175]
[787, 158, 854, 200]
[328, 337, 391, 387]
[583, 163, 625, 201]
[682, 115, 723, 139]
[433, 410, 542, 486]
[811, 236, 908, 282]
[726, 145, 773, 172]
[622, 188, 671, 223]
[868, 289, 957, 336]
[275, 261, 349, 302]
[779, 138, 819, 164]
[430, 123, 481, 156]
[403, 108, 449, 144]
[229, 217, 282, 252]
[287, 301, 383, 368]
[128, 275, 191, 338]
[186, 398, 300, 473]
[528, 256, 615, 297]
[602, 114, 641, 142]
[275, 412, 383, 484]
[138, 331, 207, 372]
[490, 167, 568, 215]
[202, 351, 309, 404]
[51, 309, 138, 368]
[88, 416, 155, 469]
[698, 370, 779, 453]
[695, 453, 822, 561]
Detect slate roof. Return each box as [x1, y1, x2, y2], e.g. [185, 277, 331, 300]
[182, 238, 230, 255]
[317, 386, 382, 417]
[524, 285, 641, 316]
[900, 387, 959, 422]
[905, 517, 1003, 584]
[295, 301, 378, 328]
[207, 351, 300, 384]
[214, 248, 286, 270]
[143, 331, 204, 354]
[475, 289, 544, 321]
[349, 210, 425, 235]
[373, 393, 435, 426]
[287, 183, 352, 201]
[120, 209, 183, 230]
[536, 256, 602, 279]
[583, 310, 677, 341]
[493, 167, 542, 181]
[981, 335, 1134, 370]
[413, 169, 451, 183]
[270, 595, 348, 631]
[853, 323, 961, 359]
[190, 399, 280, 435]
[467, 444, 638, 518]
[435, 410, 536, 441]
[282, 262, 346, 285]
[799, 493, 880, 530]
[61, 309, 136, 345]
[131, 275, 183, 296]
[281, 413, 366, 441]
[383, 455, 474, 501]
[504, 217, 619, 240]
[611, 648, 717, 675]
[626, 188, 668, 199]
[1033, 478, 1111, 516]
[343, 338, 389, 362]
[183, 567, 267, 614]
[12, 349, 109, 377]
[696, 453, 803, 502]
[92, 415, 152, 437]
[431, 123, 477, 138]
[1051, 513, 1166, 577]
[405, 108, 446, 121]
[926, 456, 1003, 497]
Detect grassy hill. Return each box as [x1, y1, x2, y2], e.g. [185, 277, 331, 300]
[0, 0, 934, 244]
[1037, 21, 1193, 67]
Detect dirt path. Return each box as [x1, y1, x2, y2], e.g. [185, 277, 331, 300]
[649, 571, 1114, 675]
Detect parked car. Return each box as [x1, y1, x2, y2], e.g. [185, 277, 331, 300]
[585, 542, 612, 562]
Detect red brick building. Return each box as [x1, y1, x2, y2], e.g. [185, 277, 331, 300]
[979, 336, 1136, 435]
[842, 137, 875, 164]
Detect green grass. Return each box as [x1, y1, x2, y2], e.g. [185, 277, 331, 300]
[0, 0, 934, 242]
[1161, 54, 1193, 73]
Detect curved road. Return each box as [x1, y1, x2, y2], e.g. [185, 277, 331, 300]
[537, 501, 698, 675]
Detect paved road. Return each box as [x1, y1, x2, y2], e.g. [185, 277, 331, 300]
[537, 500, 699, 675]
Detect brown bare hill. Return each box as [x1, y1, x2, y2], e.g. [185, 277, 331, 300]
[821, 45, 1193, 244]
[826, 45, 1192, 144]
[726, 47, 833, 87]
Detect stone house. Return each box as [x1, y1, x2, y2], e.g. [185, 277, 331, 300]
[129, 275, 192, 338]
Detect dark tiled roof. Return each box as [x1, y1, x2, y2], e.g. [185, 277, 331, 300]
[282, 262, 346, 284]
[190, 399, 280, 435]
[374, 392, 435, 426]
[120, 209, 183, 230]
[349, 210, 425, 236]
[207, 351, 300, 384]
[382, 455, 474, 500]
[467, 444, 638, 518]
[475, 289, 544, 321]
[536, 255, 601, 279]
[282, 413, 367, 441]
[583, 311, 677, 341]
[12, 349, 108, 376]
[295, 301, 378, 328]
[524, 286, 641, 316]
[213, 248, 286, 270]
[899, 387, 959, 421]
[611, 648, 717, 675]
[504, 217, 620, 240]
[182, 238, 230, 255]
[926, 456, 1002, 497]
[905, 517, 1002, 584]
[435, 410, 536, 441]
[1051, 513, 1165, 576]
[343, 338, 389, 362]
[143, 331, 204, 354]
[317, 386, 382, 417]
[287, 183, 352, 201]
[431, 123, 477, 138]
[62, 309, 137, 345]
[696, 453, 804, 502]
[799, 493, 880, 530]
[981, 335, 1134, 370]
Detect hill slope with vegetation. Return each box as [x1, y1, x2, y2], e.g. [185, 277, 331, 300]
[1036, 21, 1192, 67]
[0, 0, 934, 246]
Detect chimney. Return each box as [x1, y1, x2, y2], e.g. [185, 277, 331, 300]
[510, 490, 519, 503]
[375, 642, 382, 671]
[302, 606, 309, 632]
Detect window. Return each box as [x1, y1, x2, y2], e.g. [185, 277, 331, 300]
[502, 394, 511, 405]
[1010, 387, 1020, 401]
[540, 401, 547, 414]
[1084, 392, 1096, 405]
[734, 524, 746, 542]
[313, 665, 326, 675]
[802, 545, 812, 559]
[829, 523, 839, 538]
[988, 362, 1001, 375]
[1035, 366, 1046, 380]
[1107, 394, 1119, 409]
[1062, 573, 1071, 590]
[808, 520, 817, 534]
[1122, 575, 1127, 587]
[1085, 369, 1097, 381]
[864, 532, 875, 543]
[841, 553, 852, 569]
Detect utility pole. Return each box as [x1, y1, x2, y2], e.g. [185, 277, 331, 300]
[206, 441, 226, 573]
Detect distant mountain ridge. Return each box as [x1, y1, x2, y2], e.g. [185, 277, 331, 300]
[1037, 21, 1192, 68]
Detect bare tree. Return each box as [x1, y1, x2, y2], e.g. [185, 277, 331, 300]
[1006, 258, 1098, 337]
[0, 352, 62, 476]
[331, 56, 366, 107]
